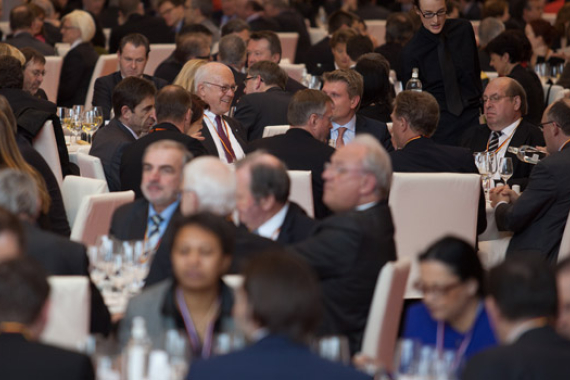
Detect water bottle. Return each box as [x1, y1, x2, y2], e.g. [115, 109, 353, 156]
[123, 317, 151, 380]
[405, 68, 422, 92]
[507, 145, 547, 165]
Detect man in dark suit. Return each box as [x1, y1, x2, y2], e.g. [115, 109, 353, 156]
[93, 33, 168, 120]
[109, 0, 174, 53]
[111, 139, 192, 286]
[187, 252, 370, 380]
[90, 77, 157, 191]
[235, 0, 280, 32]
[390, 90, 487, 235]
[0, 258, 95, 380]
[247, 89, 335, 219]
[463, 256, 570, 380]
[194, 62, 246, 163]
[289, 134, 396, 355]
[120, 85, 206, 198]
[217, 34, 247, 106]
[234, 61, 292, 141]
[6, 5, 56, 56]
[0, 169, 110, 335]
[490, 98, 570, 263]
[461, 77, 544, 190]
[246, 31, 306, 94]
[322, 69, 393, 152]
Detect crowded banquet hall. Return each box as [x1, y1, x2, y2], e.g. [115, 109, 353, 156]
[2, 0, 570, 378]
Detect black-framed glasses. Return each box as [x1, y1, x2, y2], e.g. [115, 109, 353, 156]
[244, 75, 262, 83]
[538, 121, 556, 131]
[418, 8, 447, 18]
[204, 81, 237, 93]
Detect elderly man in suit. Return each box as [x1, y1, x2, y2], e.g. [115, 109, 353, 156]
[90, 77, 157, 192]
[463, 256, 570, 380]
[289, 134, 397, 354]
[194, 62, 246, 163]
[322, 69, 393, 152]
[461, 77, 544, 190]
[490, 98, 570, 262]
[93, 33, 168, 120]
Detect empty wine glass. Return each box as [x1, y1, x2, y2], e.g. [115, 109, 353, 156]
[499, 157, 513, 185]
[474, 151, 497, 198]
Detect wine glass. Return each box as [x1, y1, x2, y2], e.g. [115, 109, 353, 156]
[69, 111, 83, 144]
[499, 157, 513, 185]
[82, 110, 97, 143]
[93, 106, 104, 130]
[314, 335, 350, 365]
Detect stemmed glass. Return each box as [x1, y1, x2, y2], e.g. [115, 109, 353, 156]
[69, 110, 83, 144]
[93, 106, 104, 130]
[499, 157, 513, 186]
[82, 110, 98, 143]
[313, 335, 350, 365]
[474, 152, 497, 199]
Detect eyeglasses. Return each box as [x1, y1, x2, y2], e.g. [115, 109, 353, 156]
[204, 82, 237, 93]
[324, 162, 366, 176]
[538, 121, 557, 131]
[60, 24, 78, 31]
[418, 8, 447, 18]
[482, 95, 512, 104]
[244, 75, 262, 83]
[413, 281, 463, 297]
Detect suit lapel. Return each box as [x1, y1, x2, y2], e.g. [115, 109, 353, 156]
[199, 120, 219, 156]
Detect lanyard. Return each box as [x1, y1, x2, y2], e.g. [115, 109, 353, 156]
[0, 322, 31, 339]
[203, 114, 236, 161]
[485, 126, 518, 153]
[402, 135, 422, 148]
[175, 287, 220, 359]
[560, 138, 570, 151]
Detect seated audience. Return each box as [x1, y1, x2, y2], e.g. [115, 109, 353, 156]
[403, 237, 497, 366]
[490, 98, 570, 262]
[463, 255, 570, 380]
[330, 28, 358, 70]
[557, 258, 570, 340]
[20, 48, 48, 100]
[217, 34, 247, 101]
[346, 34, 374, 67]
[234, 61, 292, 141]
[221, 17, 250, 42]
[234, 0, 279, 32]
[477, 17, 505, 72]
[187, 251, 370, 380]
[526, 19, 564, 67]
[157, 0, 186, 35]
[56, 10, 99, 107]
[354, 53, 393, 123]
[374, 12, 414, 81]
[93, 33, 168, 120]
[6, 4, 55, 56]
[290, 135, 396, 354]
[0, 169, 111, 335]
[90, 77, 157, 192]
[461, 77, 544, 190]
[0, 257, 95, 379]
[186, 0, 221, 43]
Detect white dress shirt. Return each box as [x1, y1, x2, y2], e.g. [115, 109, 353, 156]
[203, 110, 245, 164]
[489, 118, 521, 180]
[256, 203, 289, 241]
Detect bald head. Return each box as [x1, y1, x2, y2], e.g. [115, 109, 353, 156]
[195, 62, 236, 115]
[155, 85, 193, 130]
[483, 77, 526, 131]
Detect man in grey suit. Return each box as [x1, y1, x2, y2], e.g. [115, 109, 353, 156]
[490, 98, 570, 262]
[90, 76, 157, 192]
[6, 5, 56, 56]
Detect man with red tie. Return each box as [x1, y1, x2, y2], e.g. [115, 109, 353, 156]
[194, 62, 247, 163]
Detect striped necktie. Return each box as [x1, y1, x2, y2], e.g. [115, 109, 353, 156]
[488, 131, 501, 152]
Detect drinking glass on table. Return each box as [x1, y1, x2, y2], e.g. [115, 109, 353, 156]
[69, 111, 83, 143]
[499, 157, 513, 185]
[82, 110, 97, 143]
[314, 335, 350, 365]
[93, 106, 104, 129]
[474, 151, 497, 198]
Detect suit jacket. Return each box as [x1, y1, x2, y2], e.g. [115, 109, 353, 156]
[120, 122, 207, 198]
[234, 87, 293, 141]
[229, 65, 246, 106]
[277, 202, 316, 245]
[290, 202, 396, 355]
[271, 9, 311, 64]
[90, 118, 136, 191]
[495, 144, 570, 262]
[285, 75, 307, 94]
[200, 115, 247, 159]
[248, 14, 280, 31]
[0, 87, 55, 116]
[109, 13, 174, 53]
[247, 128, 335, 219]
[93, 71, 168, 119]
[463, 326, 570, 380]
[0, 333, 95, 380]
[390, 137, 487, 234]
[355, 114, 394, 152]
[187, 335, 371, 380]
[6, 32, 56, 56]
[460, 119, 545, 189]
[57, 42, 99, 107]
[154, 53, 183, 84]
[306, 36, 335, 76]
[24, 222, 111, 335]
[508, 64, 545, 126]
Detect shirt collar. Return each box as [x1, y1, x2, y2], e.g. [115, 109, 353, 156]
[494, 118, 521, 138]
[148, 198, 180, 222]
[332, 114, 356, 132]
[256, 203, 289, 240]
[70, 39, 83, 49]
[355, 201, 378, 211]
[118, 119, 140, 140]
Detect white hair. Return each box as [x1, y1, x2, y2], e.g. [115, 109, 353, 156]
[193, 62, 232, 93]
[183, 156, 236, 215]
[63, 10, 96, 42]
[352, 134, 392, 198]
[0, 169, 39, 217]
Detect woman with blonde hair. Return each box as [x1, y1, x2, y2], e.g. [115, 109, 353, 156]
[174, 59, 208, 93]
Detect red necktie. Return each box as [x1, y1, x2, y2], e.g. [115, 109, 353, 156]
[215, 115, 236, 163]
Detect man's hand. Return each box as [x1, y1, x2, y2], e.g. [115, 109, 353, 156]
[490, 185, 519, 207]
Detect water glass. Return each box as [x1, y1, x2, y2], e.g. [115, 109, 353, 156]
[499, 157, 513, 185]
[314, 335, 350, 365]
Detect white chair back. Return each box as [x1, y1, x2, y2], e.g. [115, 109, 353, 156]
[287, 170, 314, 218]
[483, 71, 498, 81]
[365, 20, 386, 47]
[389, 173, 480, 298]
[62, 175, 109, 227]
[43, 56, 63, 102]
[76, 152, 107, 181]
[262, 125, 290, 138]
[471, 20, 480, 38]
[71, 190, 135, 246]
[361, 259, 411, 372]
[543, 83, 566, 106]
[558, 209, 570, 262]
[144, 43, 176, 76]
[40, 276, 90, 351]
[277, 33, 299, 63]
[0, 21, 10, 39]
[309, 27, 327, 45]
[279, 62, 306, 82]
[85, 54, 119, 108]
[33, 120, 63, 187]
[55, 43, 71, 57]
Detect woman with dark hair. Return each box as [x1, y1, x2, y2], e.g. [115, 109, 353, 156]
[119, 212, 235, 357]
[526, 19, 564, 68]
[403, 237, 497, 365]
[354, 53, 393, 123]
